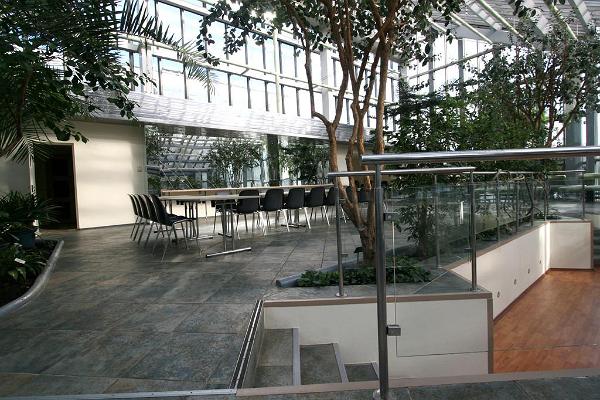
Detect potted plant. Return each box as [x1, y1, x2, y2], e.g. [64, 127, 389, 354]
[0, 191, 58, 248]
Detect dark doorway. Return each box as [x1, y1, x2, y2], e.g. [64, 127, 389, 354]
[35, 145, 77, 229]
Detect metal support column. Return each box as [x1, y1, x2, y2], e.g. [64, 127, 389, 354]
[373, 165, 389, 400]
[434, 175, 440, 268]
[335, 178, 346, 297]
[544, 173, 548, 220]
[529, 177, 534, 227]
[469, 171, 477, 291]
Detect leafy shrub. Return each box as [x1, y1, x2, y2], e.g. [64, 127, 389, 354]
[0, 191, 58, 242]
[0, 243, 48, 284]
[298, 260, 431, 288]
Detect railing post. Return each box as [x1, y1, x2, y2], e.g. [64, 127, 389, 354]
[469, 171, 477, 291]
[373, 165, 389, 400]
[515, 180, 520, 233]
[335, 177, 345, 297]
[544, 173, 548, 220]
[529, 177, 534, 227]
[495, 171, 500, 241]
[581, 170, 586, 220]
[434, 174, 440, 269]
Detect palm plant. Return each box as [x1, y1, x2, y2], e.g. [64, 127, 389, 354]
[0, 0, 212, 162]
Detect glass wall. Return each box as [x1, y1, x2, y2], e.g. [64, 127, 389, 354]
[118, 0, 492, 129]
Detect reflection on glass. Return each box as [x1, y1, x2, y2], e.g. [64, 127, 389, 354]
[280, 42, 296, 77]
[282, 85, 297, 115]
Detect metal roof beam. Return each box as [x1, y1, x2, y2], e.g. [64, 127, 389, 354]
[474, 0, 525, 40]
[449, 12, 494, 44]
[464, 0, 503, 31]
[544, 0, 577, 39]
[521, 0, 551, 36]
[567, 0, 594, 30]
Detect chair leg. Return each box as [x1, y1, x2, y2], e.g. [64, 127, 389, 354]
[161, 227, 172, 261]
[244, 214, 248, 232]
[137, 221, 147, 245]
[323, 206, 330, 226]
[130, 217, 139, 239]
[303, 207, 311, 229]
[282, 209, 290, 232]
[152, 224, 163, 253]
[144, 221, 154, 247]
[236, 214, 240, 240]
[212, 210, 218, 235]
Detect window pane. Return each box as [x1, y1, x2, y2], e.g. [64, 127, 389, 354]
[249, 78, 266, 111]
[229, 74, 248, 108]
[311, 52, 321, 85]
[247, 37, 265, 70]
[210, 70, 229, 105]
[182, 11, 200, 43]
[264, 38, 275, 72]
[156, 2, 182, 41]
[207, 22, 226, 60]
[226, 25, 246, 65]
[298, 89, 311, 118]
[266, 82, 276, 112]
[187, 70, 209, 102]
[280, 43, 296, 77]
[160, 59, 185, 98]
[282, 85, 297, 115]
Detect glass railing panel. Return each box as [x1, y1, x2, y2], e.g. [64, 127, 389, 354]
[546, 175, 584, 220]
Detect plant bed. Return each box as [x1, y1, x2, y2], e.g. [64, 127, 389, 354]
[0, 240, 57, 308]
[297, 261, 431, 288]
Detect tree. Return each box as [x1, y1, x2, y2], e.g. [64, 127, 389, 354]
[206, 138, 263, 187]
[197, 0, 461, 262]
[280, 138, 329, 184]
[0, 0, 211, 162]
[469, 21, 600, 147]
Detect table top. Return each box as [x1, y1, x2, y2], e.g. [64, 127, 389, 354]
[159, 194, 261, 202]
[161, 183, 332, 197]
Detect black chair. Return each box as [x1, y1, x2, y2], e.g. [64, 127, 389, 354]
[305, 187, 327, 226]
[283, 187, 310, 230]
[128, 194, 143, 240]
[324, 187, 346, 223]
[260, 188, 285, 234]
[212, 191, 230, 235]
[358, 187, 371, 204]
[148, 194, 197, 260]
[134, 194, 153, 245]
[234, 189, 261, 238]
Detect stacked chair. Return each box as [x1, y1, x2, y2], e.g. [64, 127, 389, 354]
[128, 194, 198, 260]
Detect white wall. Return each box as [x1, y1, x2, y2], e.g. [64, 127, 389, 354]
[548, 221, 592, 269]
[265, 294, 491, 378]
[452, 221, 592, 318]
[71, 120, 146, 228]
[0, 158, 31, 194]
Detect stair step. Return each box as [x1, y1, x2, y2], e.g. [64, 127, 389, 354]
[345, 363, 378, 382]
[253, 328, 296, 388]
[300, 343, 347, 385]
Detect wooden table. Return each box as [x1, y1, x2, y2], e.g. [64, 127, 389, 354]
[160, 194, 261, 258]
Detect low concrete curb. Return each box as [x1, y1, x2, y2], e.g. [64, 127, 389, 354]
[0, 239, 64, 318]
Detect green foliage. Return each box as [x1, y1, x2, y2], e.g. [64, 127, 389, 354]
[0, 191, 58, 241]
[280, 138, 329, 184]
[207, 138, 263, 187]
[0, 0, 212, 162]
[298, 261, 431, 288]
[0, 243, 48, 285]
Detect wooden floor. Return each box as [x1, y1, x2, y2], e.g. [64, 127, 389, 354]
[494, 267, 600, 372]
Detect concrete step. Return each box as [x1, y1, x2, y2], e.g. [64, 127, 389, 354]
[345, 362, 378, 382]
[253, 328, 300, 387]
[300, 343, 348, 385]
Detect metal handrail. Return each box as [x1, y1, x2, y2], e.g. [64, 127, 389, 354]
[361, 146, 600, 164]
[327, 166, 476, 178]
[360, 146, 600, 400]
